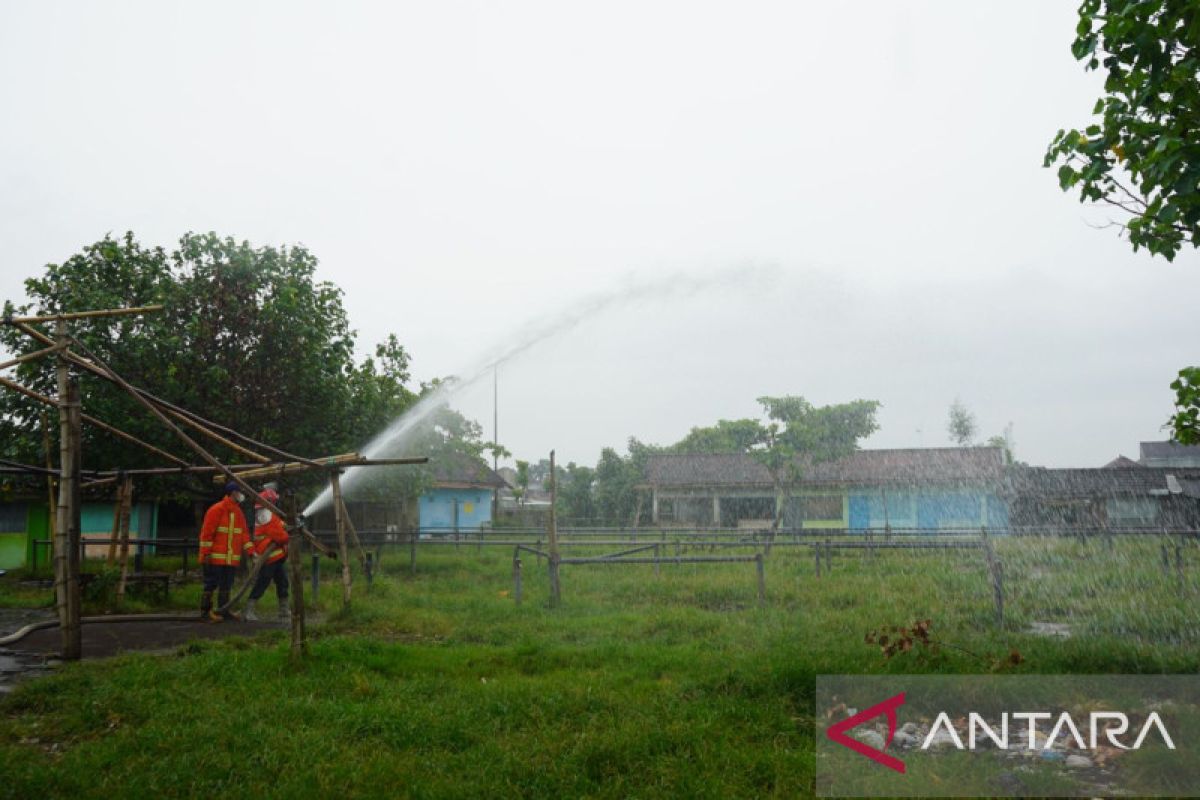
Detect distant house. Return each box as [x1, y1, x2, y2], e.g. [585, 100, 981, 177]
[640, 447, 1009, 530]
[418, 457, 509, 533]
[0, 495, 159, 570]
[1005, 466, 1200, 531]
[1139, 441, 1200, 468]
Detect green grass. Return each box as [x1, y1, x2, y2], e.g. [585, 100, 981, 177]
[0, 536, 1197, 798]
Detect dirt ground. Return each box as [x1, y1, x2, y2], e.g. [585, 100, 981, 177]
[14, 617, 285, 658]
[1, 609, 287, 692]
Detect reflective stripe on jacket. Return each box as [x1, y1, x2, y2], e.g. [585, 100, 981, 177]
[252, 512, 289, 564]
[199, 496, 252, 566]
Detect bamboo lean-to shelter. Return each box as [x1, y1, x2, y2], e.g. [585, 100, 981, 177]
[0, 304, 426, 661]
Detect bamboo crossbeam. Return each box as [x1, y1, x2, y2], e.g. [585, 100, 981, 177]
[65, 336, 331, 555]
[3, 305, 164, 324]
[0, 342, 68, 371]
[212, 453, 428, 482]
[163, 405, 271, 464]
[12, 321, 319, 467]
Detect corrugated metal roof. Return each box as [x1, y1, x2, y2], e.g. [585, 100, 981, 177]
[1004, 466, 1200, 497]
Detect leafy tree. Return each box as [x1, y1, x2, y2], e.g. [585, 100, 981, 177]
[985, 422, 1018, 465]
[512, 459, 530, 506]
[946, 398, 978, 446]
[1043, 3, 1200, 442]
[751, 396, 881, 530]
[1044, 0, 1200, 260]
[1170, 368, 1200, 443]
[0, 232, 414, 504]
[555, 462, 596, 524]
[591, 438, 660, 526]
[670, 419, 763, 454]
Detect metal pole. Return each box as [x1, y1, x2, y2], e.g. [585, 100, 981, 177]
[311, 553, 320, 603]
[756, 553, 766, 606]
[513, 549, 522, 607]
[410, 532, 417, 574]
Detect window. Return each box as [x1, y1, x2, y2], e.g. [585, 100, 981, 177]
[658, 499, 675, 522]
[0, 504, 26, 534]
[803, 495, 842, 521]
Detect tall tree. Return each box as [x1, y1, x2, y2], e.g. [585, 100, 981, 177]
[1044, 0, 1199, 260]
[751, 396, 881, 531]
[946, 398, 978, 446]
[0, 232, 414, 501]
[1042, 2, 1200, 442]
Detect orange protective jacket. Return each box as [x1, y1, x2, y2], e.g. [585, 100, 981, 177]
[199, 496, 253, 567]
[252, 512, 289, 564]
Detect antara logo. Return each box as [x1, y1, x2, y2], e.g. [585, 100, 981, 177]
[825, 693, 1176, 774]
[825, 692, 908, 774]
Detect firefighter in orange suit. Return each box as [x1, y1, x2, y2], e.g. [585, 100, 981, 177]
[243, 486, 290, 623]
[199, 481, 253, 622]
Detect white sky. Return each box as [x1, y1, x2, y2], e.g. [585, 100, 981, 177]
[1, 1, 1197, 469]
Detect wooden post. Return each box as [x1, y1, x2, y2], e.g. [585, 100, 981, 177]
[53, 321, 82, 660]
[547, 450, 560, 608]
[114, 476, 134, 603]
[824, 536, 832, 574]
[1175, 541, 1184, 588]
[755, 553, 766, 606]
[814, 543, 822, 578]
[512, 549, 523, 606]
[285, 491, 307, 661]
[981, 528, 1004, 629]
[409, 532, 417, 574]
[653, 543, 661, 577]
[330, 471, 352, 610]
[311, 553, 320, 603]
[41, 410, 57, 552]
[106, 477, 126, 565]
[547, 555, 561, 607]
[1161, 542, 1171, 576]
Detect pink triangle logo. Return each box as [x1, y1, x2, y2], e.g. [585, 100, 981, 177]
[825, 692, 907, 774]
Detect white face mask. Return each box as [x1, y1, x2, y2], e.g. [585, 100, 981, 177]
[255, 508, 272, 526]
[233, 491, 245, 504]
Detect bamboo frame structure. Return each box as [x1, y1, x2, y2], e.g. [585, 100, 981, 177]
[1, 304, 425, 660]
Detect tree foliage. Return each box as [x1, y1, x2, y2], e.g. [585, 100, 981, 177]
[0, 232, 417, 502]
[946, 398, 977, 447]
[1044, 0, 1200, 260]
[1170, 367, 1200, 443]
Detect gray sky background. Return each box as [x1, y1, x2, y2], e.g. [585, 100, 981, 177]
[2, 1, 1197, 469]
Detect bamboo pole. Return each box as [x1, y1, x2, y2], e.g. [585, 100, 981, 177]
[165, 406, 271, 463]
[106, 476, 126, 565]
[41, 411, 56, 563]
[0, 341, 68, 371]
[285, 491, 307, 661]
[11, 320, 319, 467]
[547, 450, 560, 607]
[115, 476, 134, 603]
[210, 452, 426, 482]
[330, 472, 352, 609]
[4, 304, 164, 323]
[54, 326, 82, 659]
[63, 336, 332, 556]
[0, 374, 189, 467]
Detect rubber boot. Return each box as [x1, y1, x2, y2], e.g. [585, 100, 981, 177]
[201, 590, 222, 623]
[218, 589, 241, 621]
[243, 599, 258, 622]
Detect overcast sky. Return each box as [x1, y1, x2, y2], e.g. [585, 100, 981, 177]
[2, 1, 1197, 470]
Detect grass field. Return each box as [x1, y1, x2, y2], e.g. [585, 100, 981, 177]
[0, 535, 1197, 798]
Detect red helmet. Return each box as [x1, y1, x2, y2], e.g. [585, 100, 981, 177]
[256, 487, 280, 508]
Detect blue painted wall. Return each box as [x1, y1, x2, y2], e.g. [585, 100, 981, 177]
[419, 488, 493, 532]
[847, 488, 1007, 530]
